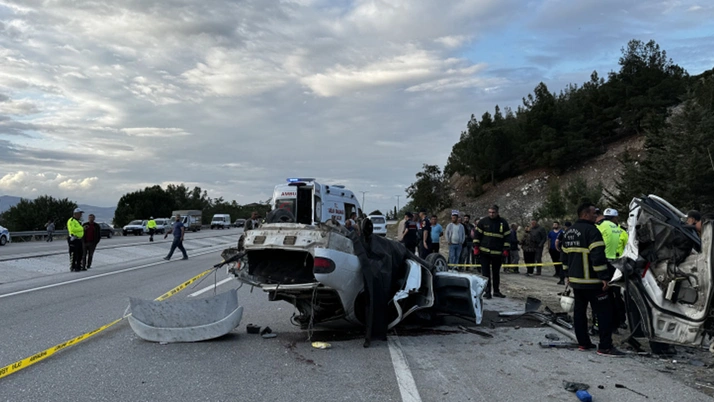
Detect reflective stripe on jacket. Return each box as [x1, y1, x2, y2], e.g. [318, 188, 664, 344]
[560, 219, 609, 289]
[474, 216, 510, 255]
[67, 217, 84, 239]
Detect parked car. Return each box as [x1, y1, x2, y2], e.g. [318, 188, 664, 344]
[123, 220, 145, 236]
[98, 222, 115, 238]
[368, 215, 387, 236]
[234, 219, 246, 228]
[0, 224, 10, 246]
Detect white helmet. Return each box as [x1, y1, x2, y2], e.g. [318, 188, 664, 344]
[560, 293, 574, 313]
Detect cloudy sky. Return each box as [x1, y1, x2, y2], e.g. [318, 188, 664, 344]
[1, 0, 712, 214]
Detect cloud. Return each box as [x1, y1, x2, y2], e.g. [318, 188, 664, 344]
[0, 0, 711, 215]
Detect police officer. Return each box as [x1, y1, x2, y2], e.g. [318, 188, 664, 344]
[561, 203, 624, 357]
[147, 216, 157, 242]
[473, 205, 510, 299]
[67, 208, 85, 272]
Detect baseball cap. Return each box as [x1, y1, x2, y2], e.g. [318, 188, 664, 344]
[74, 208, 84, 213]
[603, 208, 618, 217]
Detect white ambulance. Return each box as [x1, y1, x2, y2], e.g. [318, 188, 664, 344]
[270, 178, 363, 224]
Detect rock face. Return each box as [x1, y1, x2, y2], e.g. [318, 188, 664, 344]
[446, 136, 645, 226]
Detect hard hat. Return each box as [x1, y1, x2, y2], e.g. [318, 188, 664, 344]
[560, 293, 574, 313]
[603, 208, 618, 217]
[74, 208, 84, 213]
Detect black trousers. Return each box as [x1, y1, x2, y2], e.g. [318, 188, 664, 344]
[419, 243, 431, 259]
[166, 237, 188, 259]
[524, 251, 536, 274]
[83, 243, 97, 268]
[480, 254, 502, 294]
[430, 243, 440, 254]
[573, 287, 613, 350]
[459, 242, 473, 265]
[149, 228, 156, 241]
[68, 238, 83, 269]
[549, 249, 563, 278]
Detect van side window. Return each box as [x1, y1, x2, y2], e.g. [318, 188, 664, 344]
[345, 204, 356, 221]
[314, 196, 322, 222]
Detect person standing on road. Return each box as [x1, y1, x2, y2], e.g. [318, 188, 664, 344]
[82, 214, 101, 270]
[555, 221, 571, 284]
[507, 223, 521, 273]
[45, 219, 55, 242]
[548, 221, 563, 280]
[459, 214, 474, 267]
[396, 213, 408, 242]
[445, 213, 465, 267]
[429, 215, 443, 254]
[401, 212, 418, 253]
[67, 208, 85, 272]
[418, 209, 432, 259]
[561, 202, 624, 357]
[528, 218, 547, 275]
[245, 211, 261, 231]
[164, 213, 188, 261]
[147, 217, 157, 242]
[473, 205, 510, 299]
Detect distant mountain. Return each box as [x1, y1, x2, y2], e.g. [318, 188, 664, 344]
[0, 195, 22, 213]
[0, 195, 116, 224]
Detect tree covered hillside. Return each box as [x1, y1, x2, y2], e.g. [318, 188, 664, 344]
[443, 39, 713, 213]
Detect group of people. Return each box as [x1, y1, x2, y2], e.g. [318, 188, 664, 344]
[66, 208, 103, 271]
[64, 210, 191, 272]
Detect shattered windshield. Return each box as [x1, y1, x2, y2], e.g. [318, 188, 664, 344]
[371, 217, 385, 224]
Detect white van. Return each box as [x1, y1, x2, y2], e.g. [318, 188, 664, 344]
[211, 214, 232, 229]
[270, 178, 362, 225]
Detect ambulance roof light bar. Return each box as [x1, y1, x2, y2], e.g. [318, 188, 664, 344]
[287, 178, 315, 183]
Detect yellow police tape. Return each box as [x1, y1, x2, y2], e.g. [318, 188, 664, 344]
[448, 262, 563, 268]
[0, 268, 214, 380]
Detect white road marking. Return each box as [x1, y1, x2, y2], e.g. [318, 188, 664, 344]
[189, 277, 233, 297]
[388, 335, 422, 402]
[0, 245, 228, 299]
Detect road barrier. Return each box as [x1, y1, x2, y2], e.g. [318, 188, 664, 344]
[0, 268, 214, 380]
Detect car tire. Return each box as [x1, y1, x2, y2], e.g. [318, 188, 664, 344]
[0, 235, 7, 246]
[123, 231, 127, 236]
[425, 253, 448, 273]
[108, 231, 113, 238]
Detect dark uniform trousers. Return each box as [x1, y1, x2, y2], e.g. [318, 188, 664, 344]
[480, 254, 502, 294]
[68, 237, 84, 269]
[573, 287, 613, 350]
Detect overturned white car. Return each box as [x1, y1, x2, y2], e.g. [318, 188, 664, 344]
[224, 179, 486, 343]
[616, 195, 713, 352]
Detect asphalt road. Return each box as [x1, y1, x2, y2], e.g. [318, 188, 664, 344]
[1, 234, 712, 401]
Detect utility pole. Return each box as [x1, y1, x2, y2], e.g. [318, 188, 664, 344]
[395, 195, 401, 213]
[360, 191, 368, 212]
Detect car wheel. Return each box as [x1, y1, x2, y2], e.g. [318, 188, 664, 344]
[123, 231, 127, 236]
[108, 231, 113, 238]
[425, 253, 448, 273]
[0, 235, 6, 246]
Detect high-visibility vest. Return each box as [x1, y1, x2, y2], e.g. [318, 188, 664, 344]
[67, 217, 84, 239]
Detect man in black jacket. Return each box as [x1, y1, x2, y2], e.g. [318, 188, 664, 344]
[561, 202, 624, 357]
[473, 205, 510, 299]
[82, 214, 102, 270]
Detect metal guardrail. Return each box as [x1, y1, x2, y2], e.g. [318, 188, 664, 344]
[9, 224, 219, 242]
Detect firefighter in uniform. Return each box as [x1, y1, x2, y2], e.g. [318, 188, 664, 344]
[67, 207, 85, 272]
[473, 205, 510, 299]
[561, 203, 624, 357]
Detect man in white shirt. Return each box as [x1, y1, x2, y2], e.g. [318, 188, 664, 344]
[445, 213, 465, 266]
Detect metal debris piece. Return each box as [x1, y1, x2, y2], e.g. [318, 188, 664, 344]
[562, 380, 590, 392]
[312, 342, 332, 349]
[615, 383, 649, 398]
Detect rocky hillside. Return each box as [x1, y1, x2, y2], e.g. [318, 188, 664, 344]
[444, 135, 645, 225]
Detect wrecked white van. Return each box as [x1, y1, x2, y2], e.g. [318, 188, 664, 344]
[615, 195, 714, 352]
